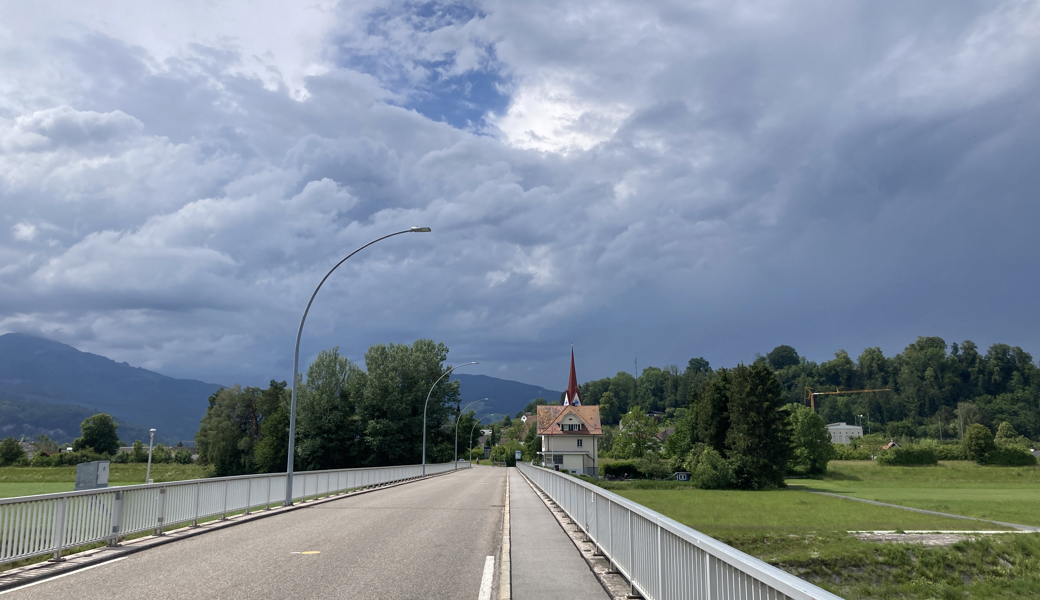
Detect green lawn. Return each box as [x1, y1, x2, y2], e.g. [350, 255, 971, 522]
[0, 464, 208, 499]
[600, 461, 1040, 599]
[615, 488, 1003, 538]
[788, 460, 1040, 526]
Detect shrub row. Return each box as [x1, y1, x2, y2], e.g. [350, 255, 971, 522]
[876, 446, 938, 466]
[980, 446, 1037, 466]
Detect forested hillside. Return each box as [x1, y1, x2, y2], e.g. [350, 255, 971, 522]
[581, 337, 1040, 440]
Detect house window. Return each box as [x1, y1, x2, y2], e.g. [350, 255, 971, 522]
[553, 455, 564, 465]
[562, 423, 582, 431]
[577, 439, 583, 448]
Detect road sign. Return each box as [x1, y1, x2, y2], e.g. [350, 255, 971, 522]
[521, 415, 527, 422]
[515, 450, 522, 460]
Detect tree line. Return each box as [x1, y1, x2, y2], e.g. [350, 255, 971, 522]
[195, 340, 482, 477]
[580, 336, 1040, 442]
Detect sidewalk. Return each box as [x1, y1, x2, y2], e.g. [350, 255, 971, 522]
[509, 468, 609, 600]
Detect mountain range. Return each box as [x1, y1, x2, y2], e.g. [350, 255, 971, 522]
[0, 333, 561, 444]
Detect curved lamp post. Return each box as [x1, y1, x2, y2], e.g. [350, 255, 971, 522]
[454, 398, 488, 469]
[285, 226, 431, 507]
[422, 361, 478, 475]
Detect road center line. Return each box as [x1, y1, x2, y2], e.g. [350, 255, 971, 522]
[478, 555, 495, 600]
[0, 557, 129, 595]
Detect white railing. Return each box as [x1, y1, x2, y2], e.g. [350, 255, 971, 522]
[517, 463, 842, 600]
[0, 461, 465, 567]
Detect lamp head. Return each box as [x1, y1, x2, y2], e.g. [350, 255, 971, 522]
[410, 226, 432, 232]
[150, 428, 156, 433]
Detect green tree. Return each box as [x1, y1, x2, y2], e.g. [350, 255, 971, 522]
[252, 380, 291, 473]
[0, 437, 26, 466]
[357, 340, 459, 466]
[696, 369, 731, 452]
[502, 414, 512, 428]
[786, 403, 835, 476]
[725, 363, 791, 489]
[963, 423, 995, 461]
[296, 348, 365, 471]
[767, 345, 801, 370]
[196, 385, 262, 476]
[73, 413, 120, 455]
[131, 440, 147, 462]
[610, 408, 660, 459]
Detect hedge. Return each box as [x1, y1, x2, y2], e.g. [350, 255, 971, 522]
[877, 446, 937, 466]
[980, 446, 1037, 466]
[602, 460, 643, 478]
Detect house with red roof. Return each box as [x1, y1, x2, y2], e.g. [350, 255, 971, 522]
[536, 348, 602, 476]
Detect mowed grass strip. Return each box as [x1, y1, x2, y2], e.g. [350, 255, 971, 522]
[788, 460, 1040, 527]
[614, 488, 1000, 537]
[0, 464, 209, 499]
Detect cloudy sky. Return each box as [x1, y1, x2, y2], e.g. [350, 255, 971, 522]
[1, 0, 1038, 390]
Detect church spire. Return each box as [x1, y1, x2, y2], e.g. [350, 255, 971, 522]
[564, 346, 581, 406]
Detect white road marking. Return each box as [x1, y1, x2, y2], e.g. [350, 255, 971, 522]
[478, 555, 495, 600]
[0, 556, 129, 594]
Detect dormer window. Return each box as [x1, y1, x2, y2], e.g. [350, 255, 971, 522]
[562, 423, 582, 431]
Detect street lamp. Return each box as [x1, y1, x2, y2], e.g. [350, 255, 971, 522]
[422, 361, 478, 475]
[455, 398, 488, 469]
[145, 428, 156, 484]
[285, 226, 432, 507]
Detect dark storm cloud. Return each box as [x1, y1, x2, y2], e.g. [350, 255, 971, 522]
[0, 0, 1037, 387]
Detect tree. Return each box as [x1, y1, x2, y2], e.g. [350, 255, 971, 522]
[73, 414, 120, 455]
[962, 423, 995, 461]
[196, 385, 262, 476]
[357, 340, 459, 466]
[0, 437, 26, 466]
[786, 404, 835, 476]
[131, 440, 148, 462]
[610, 408, 660, 459]
[295, 348, 365, 471]
[502, 414, 512, 428]
[767, 345, 801, 370]
[696, 369, 731, 452]
[725, 363, 791, 489]
[252, 381, 291, 473]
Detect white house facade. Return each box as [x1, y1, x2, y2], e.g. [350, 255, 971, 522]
[827, 422, 863, 444]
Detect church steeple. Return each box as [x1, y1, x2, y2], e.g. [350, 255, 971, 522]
[564, 346, 581, 406]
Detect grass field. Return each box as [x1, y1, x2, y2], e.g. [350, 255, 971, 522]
[0, 464, 209, 498]
[600, 461, 1040, 598]
[788, 461, 1040, 527]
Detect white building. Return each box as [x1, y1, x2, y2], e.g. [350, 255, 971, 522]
[827, 422, 863, 444]
[537, 348, 602, 477]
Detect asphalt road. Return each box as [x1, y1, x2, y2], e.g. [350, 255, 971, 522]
[5, 466, 506, 600]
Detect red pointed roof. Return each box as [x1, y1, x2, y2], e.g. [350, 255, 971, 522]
[565, 347, 581, 406]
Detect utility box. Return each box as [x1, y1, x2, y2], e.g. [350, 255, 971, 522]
[514, 450, 522, 461]
[676, 471, 690, 482]
[74, 460, 111, 491]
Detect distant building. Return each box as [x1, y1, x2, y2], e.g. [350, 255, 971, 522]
[537, 348, 602, 476]
[827, 422, 863, 444]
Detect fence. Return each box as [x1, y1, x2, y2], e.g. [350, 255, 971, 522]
[0, 461, 465, 567]
[517, 463, 842, 600]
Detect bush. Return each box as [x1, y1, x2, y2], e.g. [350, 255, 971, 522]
[980, 446, 1037, 466]
[602, 460, 641, 479]
[0, 437, 27, 466]
[634, 454, 671, 480]
[832, 444, 873, 460]
[30, 453, 56, 467]
[934, 444, 967, 461]
[174, 449, 193, 464]
[688, 447, 733, 490]
[877, 446, 937, 466]
[963, 424, 996, 461]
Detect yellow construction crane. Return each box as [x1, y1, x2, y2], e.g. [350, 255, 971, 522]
[804, 386, 891, 410]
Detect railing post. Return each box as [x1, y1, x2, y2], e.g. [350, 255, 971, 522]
[108, 491, 123, 547]
[155, 487, 167, 536]
[266, 477, 272, 509]
[192, 482, 202, 526]
[656, 522, 663, 600]
[629, 508, 637, 598]
[48, 497, 67, 562]
[245, 477, 253, 515]
[221, 481, 229, 520]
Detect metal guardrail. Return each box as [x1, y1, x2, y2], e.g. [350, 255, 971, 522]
[517, 463, 842, 600]
[0, 461, 466, 567]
